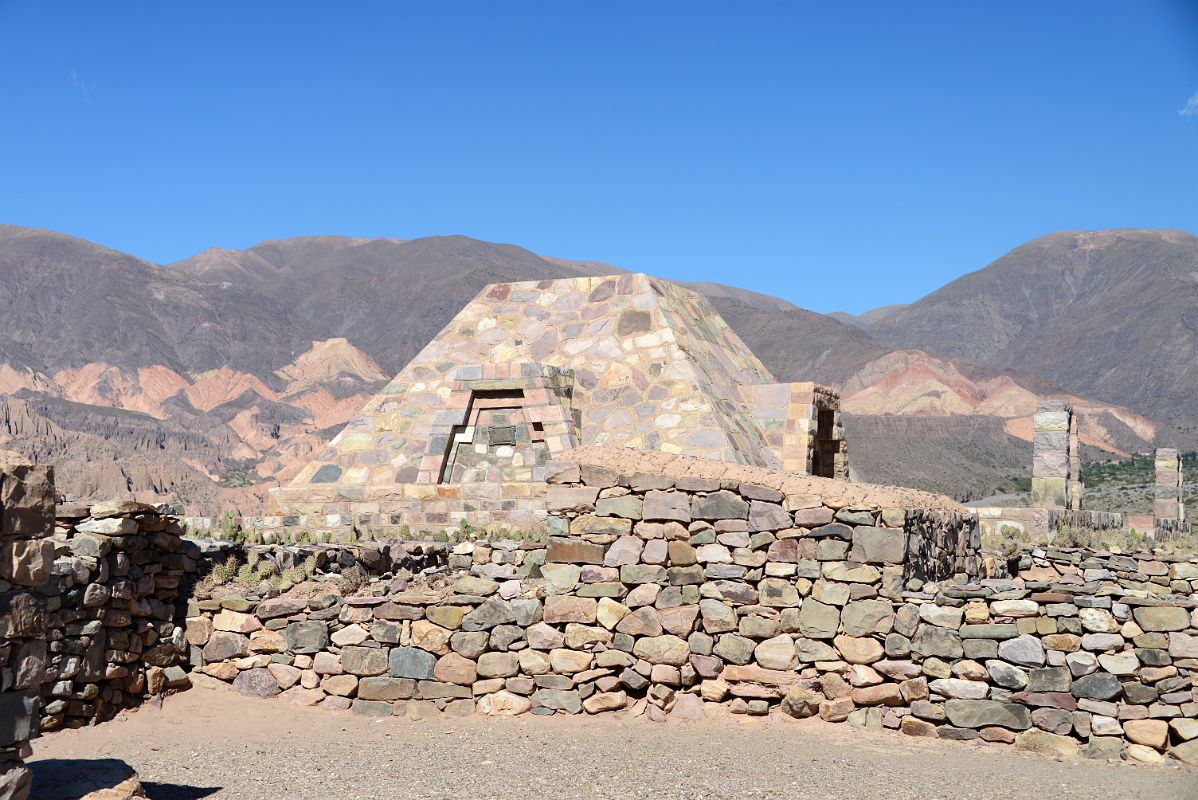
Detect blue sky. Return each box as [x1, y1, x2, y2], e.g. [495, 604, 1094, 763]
[1, 2, 1195, 314]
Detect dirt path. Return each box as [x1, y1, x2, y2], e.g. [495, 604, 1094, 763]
[29, 687, 1198, 800]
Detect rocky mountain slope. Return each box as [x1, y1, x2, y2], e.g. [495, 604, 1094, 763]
[0, 224, 1186, 512]
[865, 229, 1198, 441]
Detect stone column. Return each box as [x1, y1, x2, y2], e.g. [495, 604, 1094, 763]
[1067, 411, 1084, 510]
[1154, 448, 1185, 528]
[1031, 401, 1076, 509]
[0, 463, 55, 800]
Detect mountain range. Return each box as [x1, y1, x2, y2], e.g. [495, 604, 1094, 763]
[0, 223, 1193, 513]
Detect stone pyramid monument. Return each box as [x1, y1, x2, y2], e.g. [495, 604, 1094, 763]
[269, 273, 846, 529]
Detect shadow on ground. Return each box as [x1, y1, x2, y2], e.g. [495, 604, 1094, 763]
[29, 758, 220, 800]
[141, 782, 222, 799]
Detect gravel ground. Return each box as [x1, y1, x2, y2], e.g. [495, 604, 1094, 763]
[29, 687, 1198, 800]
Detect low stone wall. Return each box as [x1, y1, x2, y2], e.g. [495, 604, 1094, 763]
[1155, 517, 1192, 543]
[1013, 547, 1198, 598]
[188, 538, 451, 586]
[38, 502, 199, 731]
[544, 459, 980, 584]
[12, 454, 1198, 769]
[180, 511, 559, 546]
[184, 527, 1198, 766]
[975, 506, 1127, 541]
[0, 464, 55, 800]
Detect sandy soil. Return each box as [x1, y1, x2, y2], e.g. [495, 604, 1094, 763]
[29, 687, 1197, 800]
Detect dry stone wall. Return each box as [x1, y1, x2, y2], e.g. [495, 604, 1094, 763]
[179, 510, 548, 547]
[1014, 546, 1198, 598]
[975, 507, 1128, 543]
[0, 464, 55, 800]
[10, 456, 1198, 771]
[175, 460, 1198, 765]
[185, 514, 1198, 767]
[38, 502, 200, 731]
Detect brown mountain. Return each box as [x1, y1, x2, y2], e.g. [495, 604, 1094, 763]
[704, 297, 888, 387]
[865, 229, 1198, 442]
[0, 224, 1181, 512]
[171, 234, 593, 376]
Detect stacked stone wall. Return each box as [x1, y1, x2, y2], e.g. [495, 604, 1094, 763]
[0, 465, 54, 800]
[975, 507, 1127, 542]
[190, 538, 449, 584]
[37, 502, 199, 732]
[1013, 546, 1198, 598]
[180, 508, 556, 545]
[184, 486, 1198, 766]
[11, 456, 1198, 768]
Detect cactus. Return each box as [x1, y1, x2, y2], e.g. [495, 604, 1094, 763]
[211, 555, 237, 584]
[220, 509, 238, 540]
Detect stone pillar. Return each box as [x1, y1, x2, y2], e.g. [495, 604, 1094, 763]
[1031, 401, 1079, 509]
[1154, 448, 1185, 529]
[1067, 411, 1084, 510]
[0, 463, 55, 800]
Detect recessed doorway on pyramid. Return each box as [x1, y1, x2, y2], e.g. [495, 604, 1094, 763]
[269, 273, 847, 529]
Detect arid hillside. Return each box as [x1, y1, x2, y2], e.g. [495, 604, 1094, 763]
[865, 229, 1198, 442]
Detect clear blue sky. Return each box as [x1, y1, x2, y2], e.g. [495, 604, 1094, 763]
[1, 2, 1195, 313]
